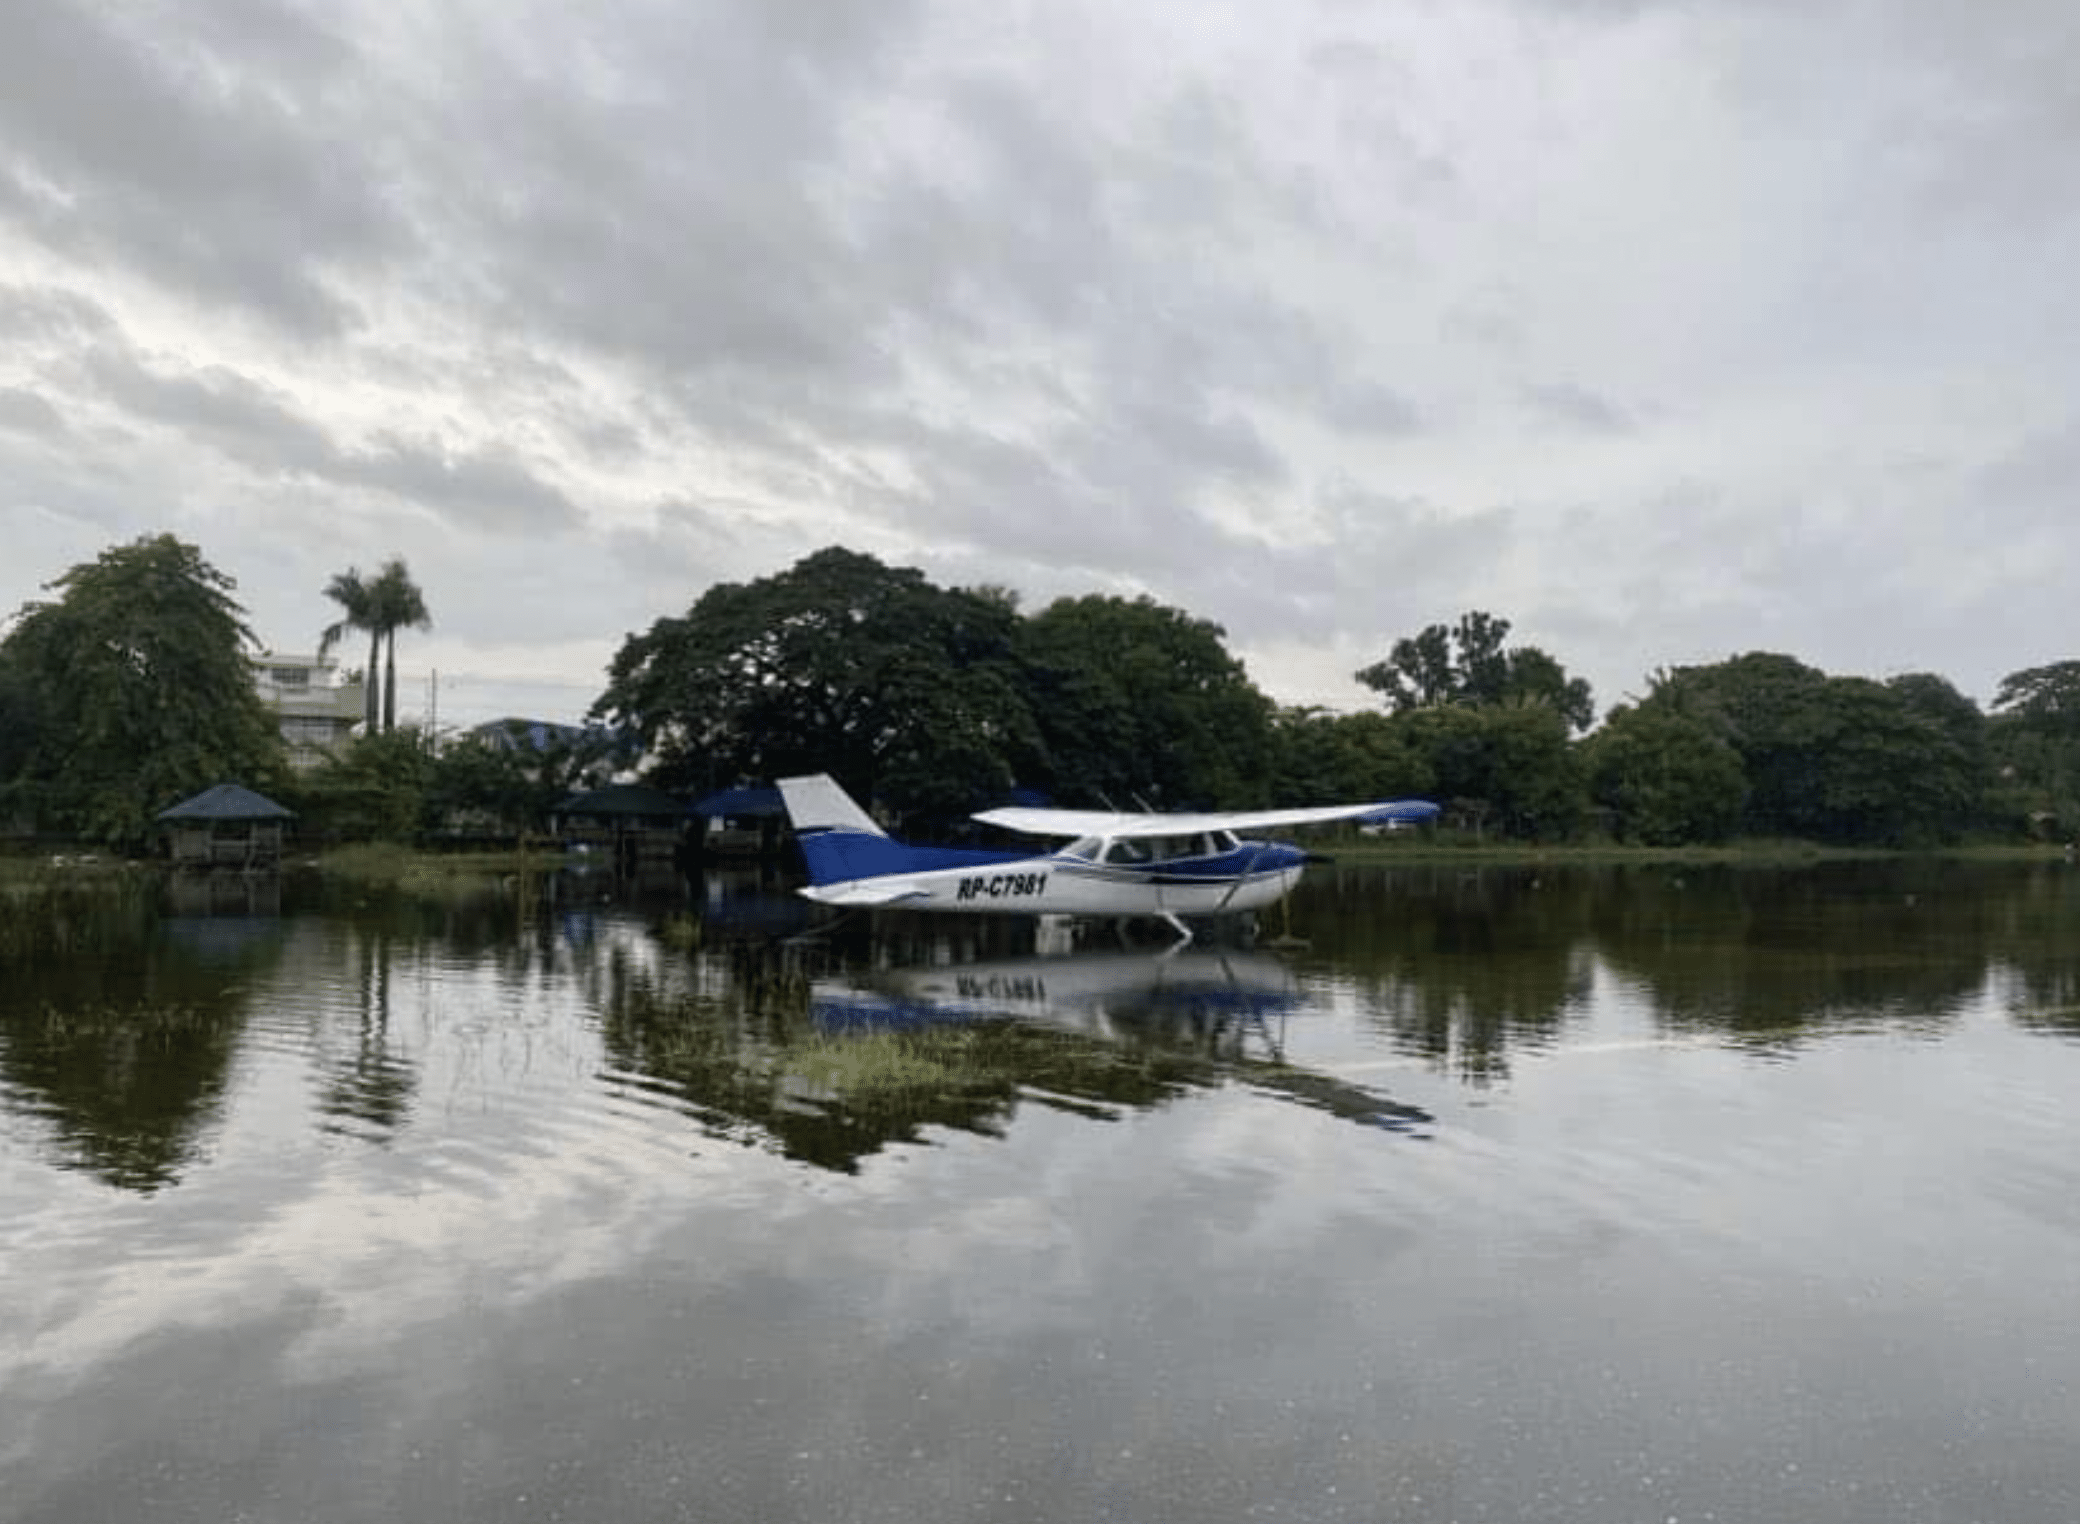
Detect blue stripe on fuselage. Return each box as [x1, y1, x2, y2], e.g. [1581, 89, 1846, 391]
[796, 829, 1035, 888]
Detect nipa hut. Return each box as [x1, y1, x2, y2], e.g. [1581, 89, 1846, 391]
[157, 783, 295, 869]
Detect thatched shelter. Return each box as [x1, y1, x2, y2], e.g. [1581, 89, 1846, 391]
[157, 782, 295, 869]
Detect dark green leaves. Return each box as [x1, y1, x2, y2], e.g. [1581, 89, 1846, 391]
[0, 535, 286, 844]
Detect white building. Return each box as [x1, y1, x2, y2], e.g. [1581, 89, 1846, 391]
[252, 652, 366, 769]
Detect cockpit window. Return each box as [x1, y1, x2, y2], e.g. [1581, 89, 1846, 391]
[1062, 836, 1103, 861]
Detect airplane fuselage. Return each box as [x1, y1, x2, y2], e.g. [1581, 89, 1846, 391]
[798, 830, 1310, 919]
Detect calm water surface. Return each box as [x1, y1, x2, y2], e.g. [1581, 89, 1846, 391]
[4, 859, 2078, 1523]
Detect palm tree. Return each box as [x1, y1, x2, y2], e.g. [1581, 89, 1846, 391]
[318, 567, 382, 734]
[368, 558, 431, 733]
[319, 558, 431, 734]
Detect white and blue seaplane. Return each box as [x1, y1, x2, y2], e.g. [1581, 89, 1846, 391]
[777, 773, 1440, 942]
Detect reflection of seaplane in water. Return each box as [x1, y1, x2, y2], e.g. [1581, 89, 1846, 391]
[778, 773, 1440, 942]
[810, 948, 1431, 1134]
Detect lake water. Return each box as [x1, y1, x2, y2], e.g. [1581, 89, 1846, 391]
[4, 858, 2078, 1523]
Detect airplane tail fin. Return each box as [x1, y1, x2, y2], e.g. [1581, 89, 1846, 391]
[779, 773, 897, 890]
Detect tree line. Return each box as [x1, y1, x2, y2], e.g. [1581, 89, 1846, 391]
[4, 535, 2077, 849]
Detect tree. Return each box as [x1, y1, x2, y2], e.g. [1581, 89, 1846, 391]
[1270, 708, 1432, 807]
[1884, 672, 1986, 840]
[1357, 611, 1595, 733]
[423, 728, 604, 841]
[288, 728, 432, 842]
[319, 567, 382, 735]
[1645, 655, 1984, 846]
[1988, 660, 2080, 838]
[0, 534, 285, 844]
[319, 557, 431, 735]
[1395, 702, 1585, 839]
[1015, 594, 1277, 810]
[593, 547, 1036, 817]
[1584, 704, 1748, 845]
[1645, 653, 1834, 837]
[1992, 661, 2080, 732]
[369, 558, 432, 733]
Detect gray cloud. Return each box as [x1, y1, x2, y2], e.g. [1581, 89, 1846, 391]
[68, 345, 581, 535]
[1520, 381, 1635, 434]
[3, 0, 2076, 726]
[0, 386, 65, 436]
[0, 3, 408, 336]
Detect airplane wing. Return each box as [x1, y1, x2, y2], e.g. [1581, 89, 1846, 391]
[973, 800, 1439, 838]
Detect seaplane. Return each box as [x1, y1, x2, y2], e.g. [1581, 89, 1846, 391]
[777, 773, 1440, 942]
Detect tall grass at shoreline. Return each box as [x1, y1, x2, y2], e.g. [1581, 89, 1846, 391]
[0, 863, 159, 964]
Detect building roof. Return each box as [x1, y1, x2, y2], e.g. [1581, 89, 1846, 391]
[692, 785, 786, 819]
[553, 783, 689, 819]
[157, 782, 297, 822]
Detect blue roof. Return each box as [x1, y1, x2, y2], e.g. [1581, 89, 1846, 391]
[693, 786, 785, 819]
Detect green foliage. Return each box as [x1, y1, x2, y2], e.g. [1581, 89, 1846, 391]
[1356, 611, 1595, 733]
[422, 730, 600, 839]
[1992, 660, 2080, 733]
[1988, 661, 2080, 838]
[1645, 656, 1987, 846]
[287, 729, 433, 843]
[1016, 594, 1277, 809]
[1586, 704, 1748, 845]
[1270, 708, 1432, 805]
[0, 534, 287, 845]
[594, 548, 1037, 817]
[1397, 702, 1584, 839]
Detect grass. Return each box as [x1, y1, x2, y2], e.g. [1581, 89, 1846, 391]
[0, 863, 160, 962]
[786, 1029, 982, 1099]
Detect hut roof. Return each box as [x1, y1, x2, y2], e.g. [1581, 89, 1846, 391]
[157, 782, 296, 823]
[553, 783, 689, 819]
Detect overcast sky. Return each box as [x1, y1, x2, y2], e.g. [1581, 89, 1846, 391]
[4, 0, 2076, 733]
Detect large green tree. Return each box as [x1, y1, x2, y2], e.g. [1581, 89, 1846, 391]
[1270, 708, 1433, 808]
[1644, 655, 1985, 845]
[1357, 611, 1595, 733]
[0, 534, 285, 843]
[1015, 594, 1277, 810]
[1395, 702, 1584, 839]
[1988, 660, 2080, 837]
[593, 547, 1036, 817]
[1585, 704, 1748, 845]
